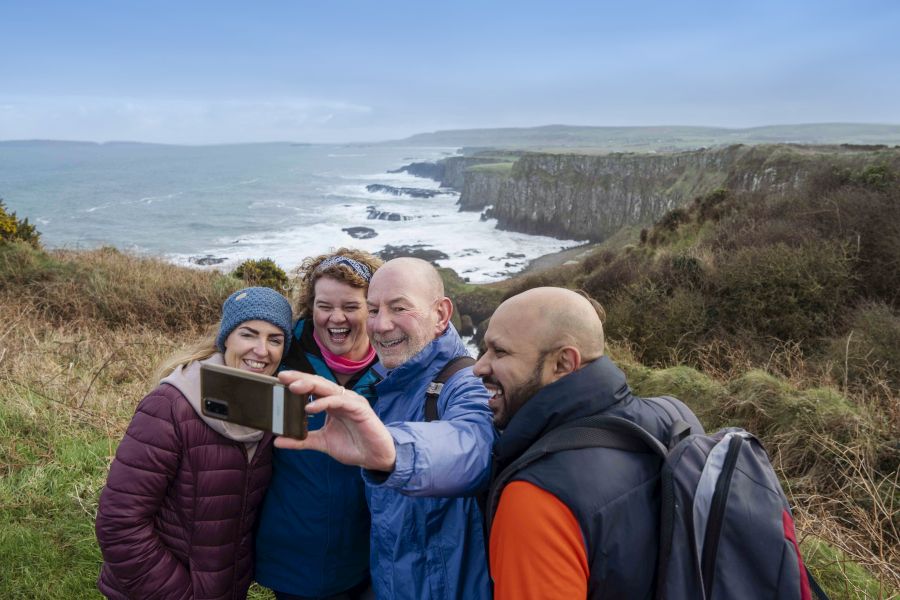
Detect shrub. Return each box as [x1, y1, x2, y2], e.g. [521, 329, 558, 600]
[233, 258, 289, 291]
[0, 199, 41, 248]
[829, 302, 900, 390]
[693, 188, 730, 224]
[647, 207, 691, 246]
[801, 185, 900, 305]
[501, 265, 578, 301]
[850, 164, 895, 191]
[580, 249, 615, 273]
[581, 252, 648, 306]
[605, 283, 710, 366]
[0, 243, 238, 331]
[438, 267, 504, 324]
[710, 241, 855, 342]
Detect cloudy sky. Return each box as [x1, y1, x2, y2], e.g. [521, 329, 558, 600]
[2, 0, 898, 144]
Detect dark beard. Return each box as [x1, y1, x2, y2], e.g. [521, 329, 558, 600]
[496, 350, 553, 429]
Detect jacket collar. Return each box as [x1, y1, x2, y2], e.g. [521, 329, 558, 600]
[494, 355, 633, 466]
[374, 325, 467, 389]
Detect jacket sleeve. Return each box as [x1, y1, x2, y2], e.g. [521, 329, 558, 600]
[362, 369, 497, 496]
[95, 389, 193, 599]
[490, 481, 588, 600]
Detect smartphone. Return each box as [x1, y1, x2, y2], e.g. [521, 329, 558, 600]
[200, 363, 308, 439]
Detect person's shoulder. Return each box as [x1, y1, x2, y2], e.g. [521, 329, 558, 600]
[135, 383, 197, 425]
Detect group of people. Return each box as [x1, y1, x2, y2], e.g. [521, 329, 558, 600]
[95, 249, 701, 600]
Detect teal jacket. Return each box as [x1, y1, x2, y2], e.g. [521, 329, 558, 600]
[254, 319, 381, 596]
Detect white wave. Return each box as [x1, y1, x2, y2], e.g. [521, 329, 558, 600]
[171, 193, 583, 284]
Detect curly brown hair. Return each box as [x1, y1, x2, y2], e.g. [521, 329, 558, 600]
[291, 248, 383, 318]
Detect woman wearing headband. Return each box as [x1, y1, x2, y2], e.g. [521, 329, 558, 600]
[255, 249, 383, 600]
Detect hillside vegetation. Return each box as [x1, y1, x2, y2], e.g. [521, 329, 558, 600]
[1, 161, 899, 597]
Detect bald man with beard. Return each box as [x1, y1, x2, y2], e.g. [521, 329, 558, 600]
[473, 287, 702, 600]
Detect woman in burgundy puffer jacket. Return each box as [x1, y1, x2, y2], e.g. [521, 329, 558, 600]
[96, 287, 293, 600]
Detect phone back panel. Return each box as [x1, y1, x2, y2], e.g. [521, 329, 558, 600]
[200, 363, 308, 439]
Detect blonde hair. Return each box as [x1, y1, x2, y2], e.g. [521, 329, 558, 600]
[153, 325, 219, 382]
[292, 248, 383, 318]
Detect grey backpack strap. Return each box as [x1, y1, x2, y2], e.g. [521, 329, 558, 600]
[646, 396, 694, 448]
[486, 415, 666, 534]
[424, 355, 476, 422]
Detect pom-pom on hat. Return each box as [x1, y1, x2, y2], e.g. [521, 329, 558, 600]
[216, 287, 293, 353]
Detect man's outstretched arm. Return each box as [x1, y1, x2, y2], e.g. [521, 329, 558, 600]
[273, 370, 396, 471]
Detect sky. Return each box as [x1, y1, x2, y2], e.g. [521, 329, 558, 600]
[2, 0, 899, 144]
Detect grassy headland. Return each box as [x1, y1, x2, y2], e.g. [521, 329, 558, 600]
[2, 159, 899, 598]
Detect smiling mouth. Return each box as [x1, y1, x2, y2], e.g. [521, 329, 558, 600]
[375, 337, 406, 349]
[328, 327, 351, 343]
[484, 382, 504, 405]
[242, 358, 268, 371]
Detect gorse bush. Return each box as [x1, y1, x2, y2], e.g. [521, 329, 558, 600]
[233, 258, 289, 291]
[0, 199, 41, 248]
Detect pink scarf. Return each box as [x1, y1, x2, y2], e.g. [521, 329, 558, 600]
[313, 329, 376, 375]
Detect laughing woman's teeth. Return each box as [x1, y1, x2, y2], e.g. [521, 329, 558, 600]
[245, 359, 266, 369]
[329, 328, 350, 341]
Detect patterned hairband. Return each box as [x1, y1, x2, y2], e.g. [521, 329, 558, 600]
[317, 256, 373, 281]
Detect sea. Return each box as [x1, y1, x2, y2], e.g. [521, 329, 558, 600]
[0, 141, 583, 283]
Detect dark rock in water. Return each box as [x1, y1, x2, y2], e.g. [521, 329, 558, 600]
[460, 315, 475, 337]
[366, 183, 443, 199]
[388, 161, 445, 182]
[377, 244, 449, 263]
[191, 255, 227, 266]
[343, 226, 378, 239]
[505, 252, 526, 259]
[366, 205, 413, 221]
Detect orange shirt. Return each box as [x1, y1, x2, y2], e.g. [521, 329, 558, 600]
[490, 480, 589, 599]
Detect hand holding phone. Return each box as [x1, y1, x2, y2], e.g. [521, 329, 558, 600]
[200, 363, 308, 439]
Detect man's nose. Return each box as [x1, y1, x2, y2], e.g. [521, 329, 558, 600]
[473, 354, 489, 376]
[369, 310, 391, 332]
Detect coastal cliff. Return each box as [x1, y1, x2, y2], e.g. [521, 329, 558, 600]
[448, 144, 900, 241]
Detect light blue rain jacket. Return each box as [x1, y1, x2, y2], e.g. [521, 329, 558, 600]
[362, 326, 496, 600]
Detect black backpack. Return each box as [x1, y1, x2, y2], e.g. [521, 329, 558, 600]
[486, 408, 829, 600]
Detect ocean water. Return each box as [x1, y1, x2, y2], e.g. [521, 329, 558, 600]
[0, 142, 582, 282]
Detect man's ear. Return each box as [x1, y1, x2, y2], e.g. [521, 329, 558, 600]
[435, 297, 453, 333]
[552, 346, 581, 378]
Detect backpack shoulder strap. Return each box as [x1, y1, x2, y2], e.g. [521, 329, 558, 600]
[645, 395, 695, 448]
[486, 415, 666, 534]
[424, 355, 476, 422]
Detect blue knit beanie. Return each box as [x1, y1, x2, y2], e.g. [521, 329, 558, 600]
[216, 287, 293, 353]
